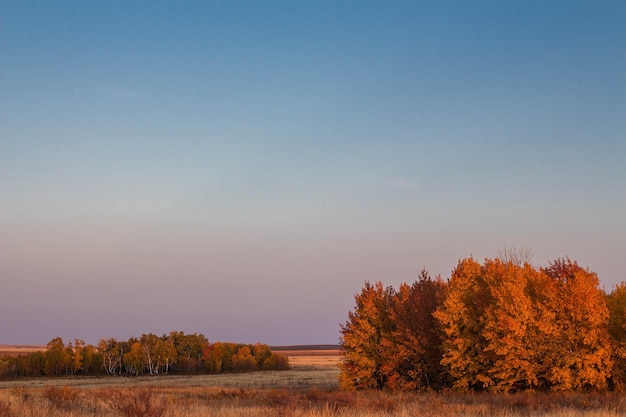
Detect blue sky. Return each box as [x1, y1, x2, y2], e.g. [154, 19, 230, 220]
[1, 1, 625, 345]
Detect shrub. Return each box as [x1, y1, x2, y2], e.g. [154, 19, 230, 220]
[10, 387, 28, 403]
[99, 387, 168, 417]
[43, 386, 81, 410]
[0, 400, 14, 417]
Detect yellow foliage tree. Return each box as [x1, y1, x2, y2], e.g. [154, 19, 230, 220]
[232, 345, 257, 372]
[123, 341, 144, 375]
[70, 339, 85, 375]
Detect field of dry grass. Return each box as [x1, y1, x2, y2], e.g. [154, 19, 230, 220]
[0, 345, 44, 358]
[2, 385, 626, 417]
[273, 349, 341, 370]
[2, 349, 626, 416]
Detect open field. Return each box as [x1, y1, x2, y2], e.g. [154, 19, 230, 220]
[2, 350, 626, 416]
[0, 345, 45, 357]
[273, 349, 341, 370]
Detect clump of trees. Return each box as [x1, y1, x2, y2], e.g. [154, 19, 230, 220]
[0, 331, 289, 378]
[341, 257, 626, 392]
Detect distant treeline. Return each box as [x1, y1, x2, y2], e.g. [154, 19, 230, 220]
[0, 332, 289, 378]
[341, 256, 626, 392]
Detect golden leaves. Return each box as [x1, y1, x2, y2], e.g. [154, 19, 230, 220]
[342, 257, 622, 392]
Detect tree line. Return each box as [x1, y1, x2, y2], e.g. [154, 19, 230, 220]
[340, 257, 626, 392]
[0, 331, 289, 378]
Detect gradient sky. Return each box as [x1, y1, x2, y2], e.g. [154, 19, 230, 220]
[1, 1, 625, 346]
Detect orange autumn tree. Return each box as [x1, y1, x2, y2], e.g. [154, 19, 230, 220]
[341, 256, 616, 392]
[340, 274, 447, 391]
[538, 258, 612, 390]
[383, 270, 448, 390]
[433, 257, 495, 391]
[606, 283, 626, 389]
[340, 281, 395, 389]
[480, 260, 549, 392]
[435, 257, 612, 392]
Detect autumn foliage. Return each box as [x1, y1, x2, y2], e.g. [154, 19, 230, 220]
[341, 257, 626, 392]
[340, 271, 447, 391]
[0, 331, 289, 379]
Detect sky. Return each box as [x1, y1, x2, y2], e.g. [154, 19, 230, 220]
[1, 1, 625, 346]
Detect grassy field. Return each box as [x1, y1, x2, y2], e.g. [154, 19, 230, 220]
[1, 349, 626, 416]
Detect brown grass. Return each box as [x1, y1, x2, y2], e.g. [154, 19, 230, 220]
[1, 386, 626, 417]
[278, 351, 341, 369]
[0, 345, 45, 358]
[98, 387, 169, 417]
[42, 386, 82, 410]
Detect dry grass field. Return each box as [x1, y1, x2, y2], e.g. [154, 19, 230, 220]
[272, 349, 341, 370]
[0, 345, 44, 358]
[2, 349, 626, 416]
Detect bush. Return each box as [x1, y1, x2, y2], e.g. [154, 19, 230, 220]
[99, 387, 168, 417]
[0, 400, 14, 417]
[43, 386, 81, 410]
[264, 352, 290, 370]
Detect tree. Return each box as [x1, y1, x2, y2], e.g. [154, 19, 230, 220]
[232, 345, 257, 372]
[99, 338, 123, 375]
[607, 283, 626, 343]
[261, 349, 290, 371]
[383, 270, 447, 390]
[434, 258, 491, 391]
[169, 332, 208, 373]
[157, 334, 178, 375]
[81, 343, 101, 375]
[480, 260, 541, 392]
[140, 334, 161, 375]
[70, 339, 85, 375]
[252, 343, 272, 370]
[28, 351, 45, 377]
[0, 331, 290, 379]
[123, 341, 144, 376]
[202, 344, 220, 373]
[607, 283, 626, 389]
[496, 245, 533, 266]
[44, 337, 70, 376]
[340, 281, 396, 389]
[539, 258, 612, 390]
[435, 257, 613, 392]
[0, 356, 11, 378]
[9, 351, 44, 377]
